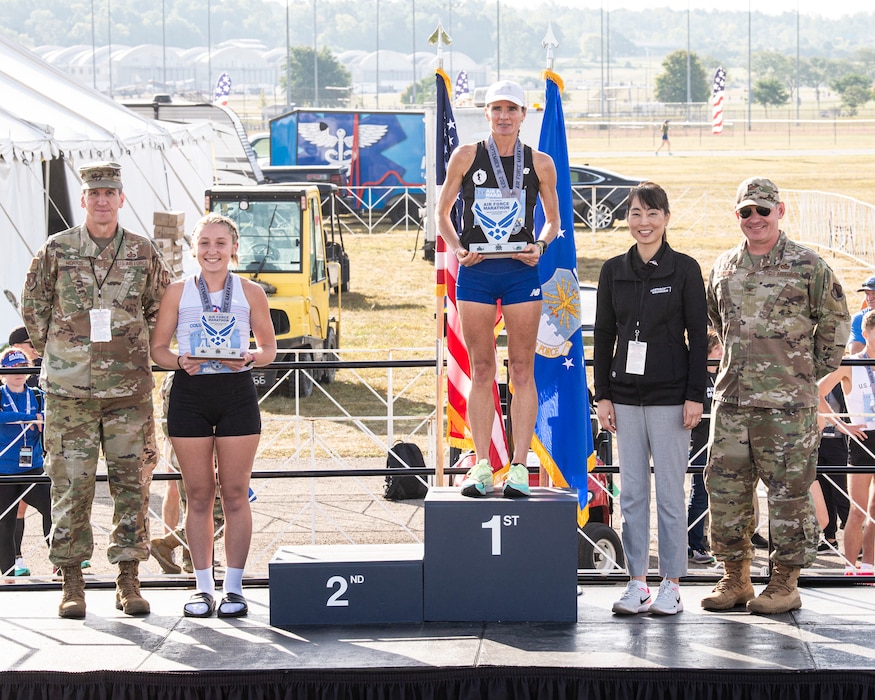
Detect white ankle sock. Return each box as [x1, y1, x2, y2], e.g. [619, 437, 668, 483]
[194, 567, 215, 596]
[223, 567, 244, 596]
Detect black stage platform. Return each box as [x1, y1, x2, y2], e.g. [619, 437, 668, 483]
[2, 583, 874, 699]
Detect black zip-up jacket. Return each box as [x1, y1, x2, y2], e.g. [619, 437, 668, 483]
[593, 242, 708, 406]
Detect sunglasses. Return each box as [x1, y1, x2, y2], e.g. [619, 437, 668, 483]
[738, 205, 772, 219]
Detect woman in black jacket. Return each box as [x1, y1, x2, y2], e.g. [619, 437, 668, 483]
[593, 181, 708, 616]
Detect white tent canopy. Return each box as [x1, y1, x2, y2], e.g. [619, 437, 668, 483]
[0, 34, 216, 335]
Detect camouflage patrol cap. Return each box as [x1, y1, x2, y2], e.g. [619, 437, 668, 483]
[736, 177, 780, 211]
[79, 161, 123, 190]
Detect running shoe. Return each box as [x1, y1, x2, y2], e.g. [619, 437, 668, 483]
[459, 459, 494, 498]
[502, 463, 530, 498]
[612, 580, 651, 615]
[649, 579, 684, 615]
[689, 548, 715, 565]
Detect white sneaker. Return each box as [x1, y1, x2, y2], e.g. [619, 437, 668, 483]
[459, 459, 494, 498]
[649, 579, 684, 615]
[612, 580, 651, 615]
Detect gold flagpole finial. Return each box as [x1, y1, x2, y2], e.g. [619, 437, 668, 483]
[428, 23, 453, 70]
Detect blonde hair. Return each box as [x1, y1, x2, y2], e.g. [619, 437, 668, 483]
[192, 214, 239, 266]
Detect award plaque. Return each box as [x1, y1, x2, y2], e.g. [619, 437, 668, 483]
[195, 312, 243, 359]
[469, 241, 527, 257]
[471, 189, 528, 256]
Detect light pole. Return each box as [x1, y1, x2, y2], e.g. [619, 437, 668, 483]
[796, 1, 800, 123]
[313, 0, 319, 107]
[747, 0, 752, 131]
[207, 0, 212, 99]
[375, 0, 380, 108]
[286, 0, 291, 107]
[412, 0, 417, 104]
[90, 0, 97, 90]
[496, 0, 500, 81]
[162, 0, 166, 88]
[107, 0, 113, 97]
[686, 6, 691, 122]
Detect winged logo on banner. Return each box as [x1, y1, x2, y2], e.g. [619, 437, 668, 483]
[298, 121, 389, 172]
[472, 200, 522, 241]
[202, 315, 236, 347]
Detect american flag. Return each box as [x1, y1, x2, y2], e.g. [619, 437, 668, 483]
[711, 67, 726, 135]
[454, 70, 471, 107]
[434, 68, 509, 478]
[214, 72, 232, 106]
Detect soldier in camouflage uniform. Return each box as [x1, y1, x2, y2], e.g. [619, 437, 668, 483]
[21, 161, 170, 618]
[702, 177, 850, 614]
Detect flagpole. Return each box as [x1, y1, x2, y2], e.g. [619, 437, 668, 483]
[430, 23, 452, 486]
[539, 24, 559, 488]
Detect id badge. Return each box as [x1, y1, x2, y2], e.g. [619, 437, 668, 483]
[19, 446, 33, 468]
[626, 340, 647, 375]
[90, 308, 112, 342]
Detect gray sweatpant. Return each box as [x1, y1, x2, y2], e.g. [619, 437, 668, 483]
[614, 403, 690, 579]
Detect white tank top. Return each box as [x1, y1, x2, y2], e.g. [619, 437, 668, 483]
[176, 274, 252, 375]
[844, 357, 875, 431]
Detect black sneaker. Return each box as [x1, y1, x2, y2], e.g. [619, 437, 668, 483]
[817, 538, 838, 552]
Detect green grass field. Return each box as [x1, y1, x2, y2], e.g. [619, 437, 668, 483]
[259, 144, 875, 450]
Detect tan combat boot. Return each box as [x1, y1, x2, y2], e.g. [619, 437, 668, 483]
[700, 559, 755, 611]
[58, 564, 87, 619]
[115, 560, 151, 615]
[746, 563, 802, 614]
[150, 532, 182, 575]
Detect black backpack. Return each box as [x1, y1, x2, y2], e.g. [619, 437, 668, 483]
[384, 442, 429, 500]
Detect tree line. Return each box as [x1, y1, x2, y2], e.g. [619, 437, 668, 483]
[656, 49, 875, 117]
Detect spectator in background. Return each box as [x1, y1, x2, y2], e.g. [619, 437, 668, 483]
[6, 326, 44, 576]
[0, 349, 51, 580]
[815, 383, 850, 553]
[688, 329, 722, 565]
[817, 310, 875, 575]
[656, 120, 672, 156]
[847, 275, 875, 354]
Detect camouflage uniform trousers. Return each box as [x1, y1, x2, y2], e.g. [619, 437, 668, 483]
[43, 392, 157, 566]
[705, 402, 820, 567]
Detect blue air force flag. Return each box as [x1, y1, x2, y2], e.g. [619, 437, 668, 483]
[532, 73, 594, 526]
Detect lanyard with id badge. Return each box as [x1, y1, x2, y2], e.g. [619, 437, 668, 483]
[89, 234, 123, 343]
[2, 385, 37, 468]
[626, 328, 647, 376]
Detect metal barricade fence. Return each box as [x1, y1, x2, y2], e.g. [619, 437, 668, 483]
[3, 354, 875, 586]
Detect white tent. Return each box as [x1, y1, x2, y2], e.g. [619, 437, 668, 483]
[0, 35, 216, 335]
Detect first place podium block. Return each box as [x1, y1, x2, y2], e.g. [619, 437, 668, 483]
[269, 543, 424, 627]
[424, 487, 579, 622]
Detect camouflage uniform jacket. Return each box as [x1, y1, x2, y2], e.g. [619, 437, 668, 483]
[21, 224, 170, 399]
[706, 231, 849, 409]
